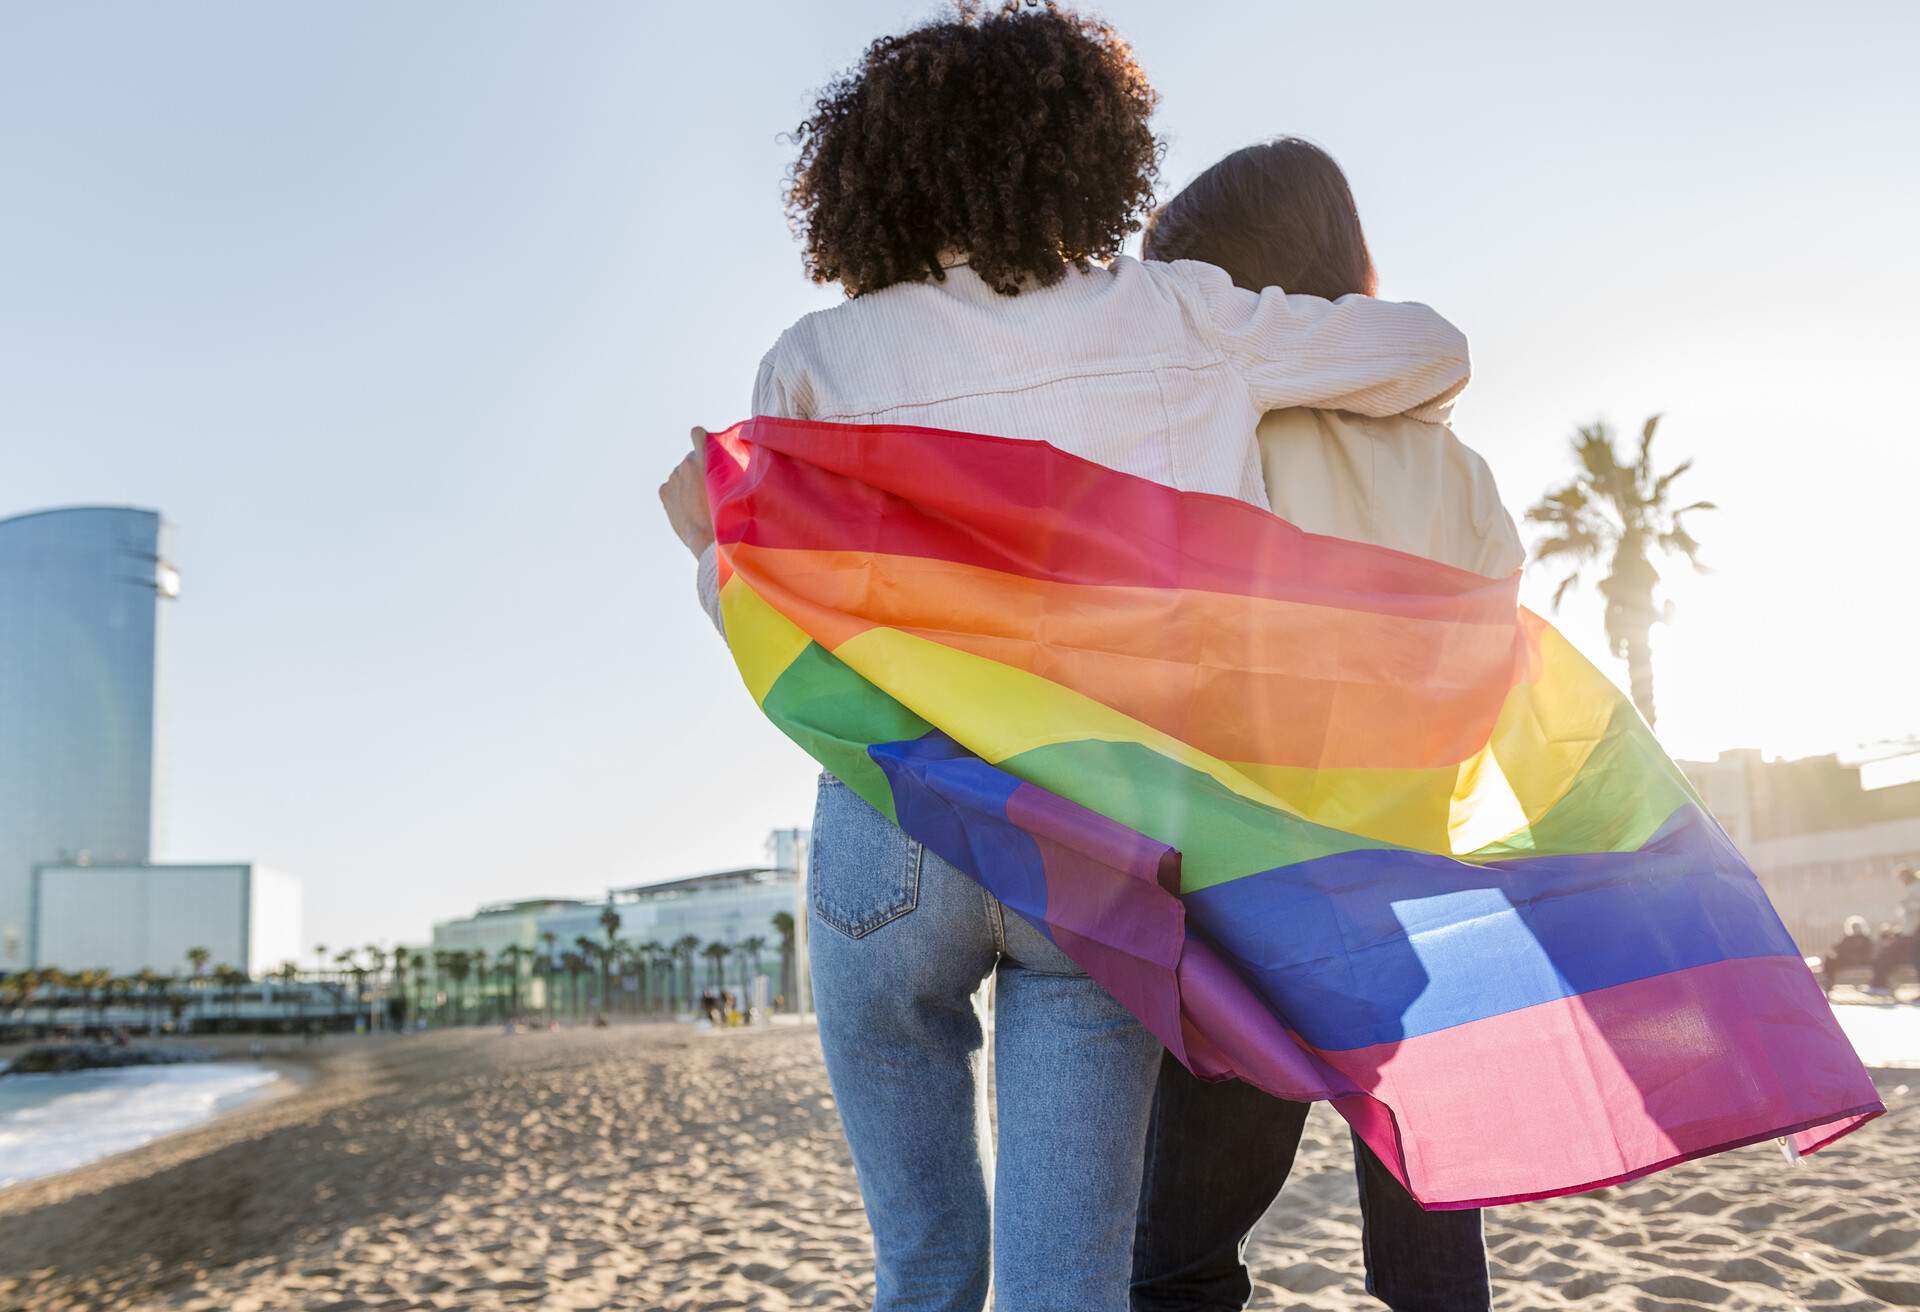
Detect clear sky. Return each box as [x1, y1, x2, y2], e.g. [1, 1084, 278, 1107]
[4, 2, 1916, 952]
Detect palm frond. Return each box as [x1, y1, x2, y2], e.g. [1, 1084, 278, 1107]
[1650, 457, 1693, 505]
[1524, 495, 1582, 525]
[1550, 573, 1580, 610]
[1532, 532, 1604, 566]
[1573, 424, 1617, 485]
[1659, 525, 1709, 573]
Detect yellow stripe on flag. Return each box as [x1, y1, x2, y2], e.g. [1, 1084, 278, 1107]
[720, 574, 813, 706]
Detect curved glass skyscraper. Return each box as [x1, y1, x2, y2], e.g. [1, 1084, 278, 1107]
[0, 507, 174, 969]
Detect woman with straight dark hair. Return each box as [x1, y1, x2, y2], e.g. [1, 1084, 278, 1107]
[1144, 138, 1519, 576]
[1130, 136, 1516, 1312]
[660, 14, 1474, 1309]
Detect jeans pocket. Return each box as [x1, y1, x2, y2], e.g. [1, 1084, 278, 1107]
[809, 772, 922, 939]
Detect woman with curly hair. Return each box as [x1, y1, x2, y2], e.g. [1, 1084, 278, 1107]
[659, 6, 1471, 1308]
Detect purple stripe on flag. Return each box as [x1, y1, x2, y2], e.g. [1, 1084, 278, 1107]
[1005, 781, 1187, 1066]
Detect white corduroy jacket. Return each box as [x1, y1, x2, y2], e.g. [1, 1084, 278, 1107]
[698, 255, 1472, 621]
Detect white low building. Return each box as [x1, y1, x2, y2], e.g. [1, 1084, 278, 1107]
[422, 830, 811, 1016]
[1683, 748, 1920, 951]
[32, 862, 302, 977]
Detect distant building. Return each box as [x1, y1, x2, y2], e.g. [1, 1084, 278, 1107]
[429, 897, 594, 962]
[428, 836, 806, 1013]
[1683, 748, 1920, 951]
[32, 862, 301, 977]
[0, 505, 298, 976]
[1, 507, 172, 969]
[603, 865, 796, 962]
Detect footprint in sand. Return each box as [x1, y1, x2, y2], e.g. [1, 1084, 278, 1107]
[1806, 1216, 1918, 1257]
[1634, 1273, 1731, 1304]
[1856, 1274, 1920, 1306]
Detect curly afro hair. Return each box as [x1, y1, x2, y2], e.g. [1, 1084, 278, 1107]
[784, 1, 1162, 298]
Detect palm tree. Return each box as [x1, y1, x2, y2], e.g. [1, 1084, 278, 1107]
[385, 946, 410, 1029]
[701, 941, 732, 991]
[1, 968, 31, 1013]
[101, 974, 127, 1027]
[498, 944, 528, 1020]
[72, 968, 107, 1029]
[1526, 414, 1713, 730]
[184, 946, 211, 1027]
[470, 948, 491, 1022]
[273, 961, 303, 1029]
[611, 940, 635, 1016]
[651, 946, 676, 1014]
[228, 965, 251, 1023]
[572, 935, 600, 1013]
[673, 935, 701, 1011]
[559, 950, 587, 1020]
[133, 967, 165, 1032]
[111, 968, 140, 1029]
[442, 950, 472, 1024]
[36, 967, 66, 1026]
[635, 940, 664, 1014]
[771, 911, 796, 1011]
[539, 930, 560, 1024]
[335, 949, 365, 1026]
[0, 970, 24, 1012]
[598, 905, 622, 1016]
[738, 935, 768, 1000]
[360, 943, 386, 1023]
[429, 950, 451, 1023]
[410, 951, 429, 1028]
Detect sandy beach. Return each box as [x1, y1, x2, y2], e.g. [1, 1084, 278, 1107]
[1, 1022, 1914, 1312]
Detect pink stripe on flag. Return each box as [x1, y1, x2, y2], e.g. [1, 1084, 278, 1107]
[1315, 955, 1883, 1207]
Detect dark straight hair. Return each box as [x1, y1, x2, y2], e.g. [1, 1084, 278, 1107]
[1142, 137, 1377, 300]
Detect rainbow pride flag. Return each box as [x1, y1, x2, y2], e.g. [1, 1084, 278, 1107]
[706, 416, 1881, 1208]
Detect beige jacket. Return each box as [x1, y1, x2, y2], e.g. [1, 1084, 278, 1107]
[1257, 408, 1523, 579]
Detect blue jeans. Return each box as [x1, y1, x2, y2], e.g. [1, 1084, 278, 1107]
[809, 773, 1165, 1312]
[1131, 1052, 1489, 1311]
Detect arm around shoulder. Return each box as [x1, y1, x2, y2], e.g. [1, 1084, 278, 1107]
[1171, 259, 1469, 422]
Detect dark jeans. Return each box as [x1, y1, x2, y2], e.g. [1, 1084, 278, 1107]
[1131, 1051, 1490, 1312]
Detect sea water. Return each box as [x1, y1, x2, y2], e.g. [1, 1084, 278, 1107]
[0, 1062, 278, 1188]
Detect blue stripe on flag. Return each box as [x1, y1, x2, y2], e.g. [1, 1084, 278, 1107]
[1183, 806, 1799, 1050]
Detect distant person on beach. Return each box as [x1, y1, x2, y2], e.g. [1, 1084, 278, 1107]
[658, 6, 1469, 1308]
[1870, 866, 1920, 994]
[1830, 917, 1876, 971]
[1129, 137, 1504, 1312]
[1822, 915, 1877, 993]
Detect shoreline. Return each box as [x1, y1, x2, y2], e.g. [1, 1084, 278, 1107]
[0, 1061, 293, 1194]
[0, 1037, 346, 1210]
[5, 1005, 1913, 1207]
[2, 1022, 1915, 1311]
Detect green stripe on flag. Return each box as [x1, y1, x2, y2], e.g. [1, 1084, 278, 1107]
[760, 640, 931, 823]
